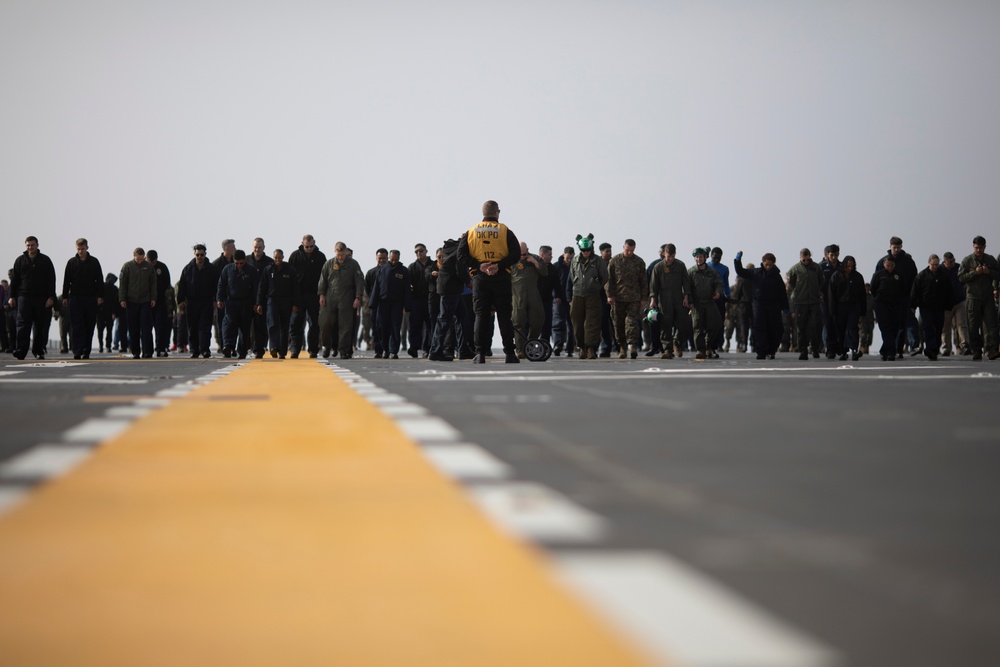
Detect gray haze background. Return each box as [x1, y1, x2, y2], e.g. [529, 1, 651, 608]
[3, 0, 998, 294]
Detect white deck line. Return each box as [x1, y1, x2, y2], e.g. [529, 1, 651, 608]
[104, 406, 155, 419]
[62, 418, 133, 442]
[554, 551, 839, 667]
[0, 445, 94, 480]
[467, 482, 606, 544]
[377, 403, 428, 417]
[421, 444, 512, 480]
[394, 416, 461, 442]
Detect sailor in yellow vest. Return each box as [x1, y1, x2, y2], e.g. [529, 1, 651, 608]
[457, 200, 521, 363]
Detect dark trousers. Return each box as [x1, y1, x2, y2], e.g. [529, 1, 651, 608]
[795, 303, 823, 354]
[714, 299, 727, 350]
[428, 297, 440, 342]
[378, 301, 404, 355]
[320, 292, 357, 356]
[266, 299, 292, 356]
[473, 276, 516, 354]
[126, 301, 154, 357]
[691, 301, 722, 353]
[15, 296, 53, 357]
[213, 305, 224, 350]
[187, 300, 214, 356]
[114, 317, 125, 351]
[408, 300, 431, 353]
[833, 305, 860, 354]
[896, 306, 920, 353]
[174, 312, 188, 349]
[552, 298, 574, 352]
[152, 303, 171, 353]
[2, 310, 13, 351]
[222, 301, 253, 355]
[541, 298, 553, 343]
[920, 308, 944, 358]
[97, 310, 113, 351]
[251, 308, 268, 356]
[430, 293, 466, 357]
[751, 303, 784, 356]
[369, 304, 383, 355]
[570, 294, 603, 348]
[600, 300, 614, 353]
[822, 301, 840, 356]
[459, 293, 475, 355]
[290, 293, 320, 355]
[69, 296, 99, 357]
[736, 303, 752, 350]
[875, 302, 901, 358]
[657, 300, 692, 352]
[966, 297, 998, 355]
[647, 316, 662, 352]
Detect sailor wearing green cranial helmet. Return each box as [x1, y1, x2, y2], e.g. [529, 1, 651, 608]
[569, 233, 608, 359]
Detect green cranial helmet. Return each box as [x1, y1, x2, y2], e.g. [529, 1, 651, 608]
[646, 309, 658, 323]
[576, 233, 595, 251]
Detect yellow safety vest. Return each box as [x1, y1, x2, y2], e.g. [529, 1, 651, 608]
[466, 221, 510, 264]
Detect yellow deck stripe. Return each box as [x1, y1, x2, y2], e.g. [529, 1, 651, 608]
[0, 360, 655, 667]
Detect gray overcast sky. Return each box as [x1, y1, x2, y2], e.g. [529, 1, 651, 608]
[2, 0, 998, 281]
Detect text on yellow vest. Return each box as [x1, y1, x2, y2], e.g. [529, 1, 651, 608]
[466, 221, 510, 265]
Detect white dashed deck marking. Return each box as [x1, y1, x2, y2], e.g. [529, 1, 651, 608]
[0, 445, 94, 480]
[467, 482, 607, 544]
[422, 444, 512, 480]
[394, 416, 461, 442]
[62, 418, 133, 442]
[555, 551, 838, 667]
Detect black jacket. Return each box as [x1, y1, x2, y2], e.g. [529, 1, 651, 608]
[734, 259, 789, 310]
[62, 254, 105, 299]
[410, 258, 433, 301]
[875, 250, 918, 292]
[369, 261, 411, 308]
[288, 246, 327, 296]
[424, 261, 440, 302]
[870, 268, 906, 306]
[152, 262, 171, 304]
[827, 269, 867, 317]
[177, 258, 218, 304]
[910, 267, 954, 312]
[258, 262, 299, 306]
[437, 239, 465, 296]
[217, 263, 259, 304]
[10, 251, 57, 300]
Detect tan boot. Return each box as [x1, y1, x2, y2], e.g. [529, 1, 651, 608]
[587, 347, 597, 360]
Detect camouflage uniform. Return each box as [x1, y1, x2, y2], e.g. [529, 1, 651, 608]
[510, 254, 547, 356]
[607, 253, 647, 356]
[318, 256, 365, 356]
